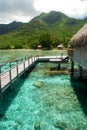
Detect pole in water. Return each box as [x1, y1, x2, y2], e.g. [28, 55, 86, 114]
[71, 59, 74, 76]
[78, 65, 82, 81]
[58, 64, 61, 70]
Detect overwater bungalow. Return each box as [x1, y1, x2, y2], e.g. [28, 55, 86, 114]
[57, 44, 63, 50]
[37, 45, 42, 49]
[68, 23, 87, 79]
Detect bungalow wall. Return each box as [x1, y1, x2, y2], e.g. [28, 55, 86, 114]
[73, 46, 87, 69]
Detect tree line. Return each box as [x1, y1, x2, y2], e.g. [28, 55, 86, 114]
[0, 32, 69, 49]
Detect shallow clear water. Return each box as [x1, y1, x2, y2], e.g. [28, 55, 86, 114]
[0, 49, 66, 63]
[0, 49, 67, 73]
[0, 62, 87, 130]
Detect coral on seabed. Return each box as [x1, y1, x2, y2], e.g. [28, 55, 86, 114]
[45, 70, 69, 76]
[33, 81, 43, 88]
[34, 121, 41, 130]
[53, 121, 67, 129]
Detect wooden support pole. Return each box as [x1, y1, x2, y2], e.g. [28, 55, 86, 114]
[28, 57, 30, 66]
[31, 56, 33, 63]
[9, 62, 12, 90]
[25, 56, 26, 61]
[78, 65, 83, 81]
[0, 65, 3, 100]
[34, 56, 35, 62]
[16, 60, 18, 77]
[32, 57, 33, 63]
[30, 54, 32, 63]
[71, 59, 74, 76]
[0, 66, 1, 89]
[58, 64, 61, 70]
[33, 56, 34, 62]
[24, 61, 25, 74]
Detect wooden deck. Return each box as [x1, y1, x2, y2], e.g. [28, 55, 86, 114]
[38, 56, 69, 63]
[0, 55, 68, 95]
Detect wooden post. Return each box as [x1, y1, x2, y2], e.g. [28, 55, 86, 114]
[71, 59, 74, 76]
[28, 56, 30, 66]
[0, 65, 3, 100]
[0, 66, 1, 89]
[24, 61, 25, 74]
[34, 56, 35, 62]
[32, 56, 33, 63]
[58, 64, 61, 70]
[30, 54, 32, 64]
[9, 62, 12, 90]
[33, 56, 34, 62]
[25, 56, 26, 61]
[37, 55, 39, 60]
[78, 65, 82, 81]
[16, 60, 18, 77]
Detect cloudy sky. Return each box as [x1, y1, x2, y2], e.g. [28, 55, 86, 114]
[0, 0, 87, 24]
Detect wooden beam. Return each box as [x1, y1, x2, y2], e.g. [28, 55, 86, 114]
[78, 65, 83, 81]
[71, 59, 74, 76]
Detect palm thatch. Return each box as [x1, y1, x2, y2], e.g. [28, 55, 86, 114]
[70, 23, 87, 47]
[57, 44, 63, 49]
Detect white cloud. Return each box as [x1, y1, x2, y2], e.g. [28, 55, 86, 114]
[0, 0, 40, 24]
[34, 0, 87, 19]
[0, 0, 87, 23]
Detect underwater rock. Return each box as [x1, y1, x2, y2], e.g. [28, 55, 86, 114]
[45, 70, 69, 76]
[34, 81, 43, 88]
[54, 121, 67, 130]
[17, 118, 24, 125]
[34, 121, 41, 130]
[74, 128, 80, 130]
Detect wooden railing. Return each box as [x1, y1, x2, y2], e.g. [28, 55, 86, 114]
[0, 56, 39, 93]
[0, 54, 68, 99]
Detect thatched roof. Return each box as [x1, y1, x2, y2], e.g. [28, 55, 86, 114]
[37, 45, 42, 49]
[57, 44, 63, 48]
[70, 23, 87, 47]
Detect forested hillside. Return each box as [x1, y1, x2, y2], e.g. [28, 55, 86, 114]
[0, 21, 24, 34]
[0, 11, 87, 49]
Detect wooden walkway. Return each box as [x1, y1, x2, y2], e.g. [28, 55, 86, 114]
[0, 56, 38, 93]
[0, 55, 68, 97]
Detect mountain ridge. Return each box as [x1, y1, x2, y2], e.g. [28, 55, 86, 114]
[0, 21, 24, 34]
[0, 11, 87, 49]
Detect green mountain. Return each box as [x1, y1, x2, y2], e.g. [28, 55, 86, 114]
[0, 11, 87, 49]
[0, 21, 24, 34]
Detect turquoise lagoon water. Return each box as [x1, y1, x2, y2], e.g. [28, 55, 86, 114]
[0, 62, 87, 130]
[0, 50, 87, 130]
[0, 49, 66, 62]
[0, 49, 66, 73]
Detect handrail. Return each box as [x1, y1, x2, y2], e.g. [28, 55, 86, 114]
[0, 54, 36, 73]
[0, 56, 39, 92]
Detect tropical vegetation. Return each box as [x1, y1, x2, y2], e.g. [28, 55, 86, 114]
[0, 11, 87, 49]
